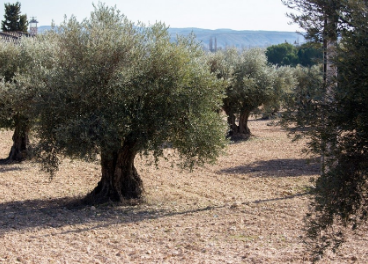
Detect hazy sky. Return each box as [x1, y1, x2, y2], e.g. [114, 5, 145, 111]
[1, 0, 301, 32]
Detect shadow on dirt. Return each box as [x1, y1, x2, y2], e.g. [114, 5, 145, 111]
[0, 196, 218, 235]
[252, 191, 312, 204]
[0, 188, 313, 235]
[217, 158, 320, 177]
[0, 166, 23, 173]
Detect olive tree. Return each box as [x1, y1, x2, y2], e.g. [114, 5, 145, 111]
[261, 65, 298, 120]
[0, 41, 32, 164]
[31, 4, 227, 204]
[0, 35, 56, 163]
[209, 48, 279, 140]
[279, 64, 324, 136]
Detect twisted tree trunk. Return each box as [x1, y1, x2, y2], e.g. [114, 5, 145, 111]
[0, 116, 30, 164]
[226, 112, 238, 137]
[238, 109, 251, 137]
[225, 109, 251, 141]
[84, 137, 144, 205]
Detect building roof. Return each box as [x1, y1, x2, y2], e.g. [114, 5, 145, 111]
[0, 31, 30, 43]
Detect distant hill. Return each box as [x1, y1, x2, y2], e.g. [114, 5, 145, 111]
[168, 28, 305, 49]
[38, 26, 54, 34]
[38, 26, 305, 49]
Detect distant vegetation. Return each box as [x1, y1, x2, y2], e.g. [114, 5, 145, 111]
[38, 26, 304, 49]
[266, 42, 322, 66]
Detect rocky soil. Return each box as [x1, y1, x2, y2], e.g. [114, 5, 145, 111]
[0, 119, 367, 263]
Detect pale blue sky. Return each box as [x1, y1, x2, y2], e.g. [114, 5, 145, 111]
[1, 0, 300, 32]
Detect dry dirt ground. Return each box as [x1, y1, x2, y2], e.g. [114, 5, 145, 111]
[1, 119, 367, 263]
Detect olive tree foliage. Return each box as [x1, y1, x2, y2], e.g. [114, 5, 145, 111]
[208, 48, 296, 139]
[0, 35, 57, 163]
[0, 43, 19, 135]
[282, 0, 368, 259]
[279, 65, 324, 139]
[260, 65, 298, 120]
[30, 4, 227, 204]
[208, 48, 274, 139]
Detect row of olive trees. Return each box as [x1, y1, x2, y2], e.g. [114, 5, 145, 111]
[0, 3, 310, 204]
[2, 0, 364, 260]
[0, 4, 228, 203]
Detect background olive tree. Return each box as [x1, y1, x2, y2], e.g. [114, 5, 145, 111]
[279, 64, 324, 138]
[209, 48, 295, 139]
[29, 4, 227, 204]
[260, 65, 298, 120]
[0, 35, 57, 163]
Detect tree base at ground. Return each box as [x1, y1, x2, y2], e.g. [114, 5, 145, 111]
[0, 126, 29, 165]
[83, 144, 144, 205]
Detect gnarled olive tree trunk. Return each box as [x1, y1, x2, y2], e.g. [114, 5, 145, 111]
[84, 138, 144, 204]
[225, 109, 251, 141]
[226, 112, 238, 137]
[0, 115, 30, 164]
[238, 109, 251, 138]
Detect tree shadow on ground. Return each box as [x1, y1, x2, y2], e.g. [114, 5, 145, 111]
[0, 196, 218, 235]
[0, 166, 23, 173]
[0, 187, 313, 235]
[252, 191, 312, 204]
[217, 158, 320, 177]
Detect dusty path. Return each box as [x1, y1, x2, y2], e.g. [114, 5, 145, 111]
[0, 120, 367, 263]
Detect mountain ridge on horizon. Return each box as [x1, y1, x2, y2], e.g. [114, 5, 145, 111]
[38, 25, 305, 48]
[168, 27, 301, 32]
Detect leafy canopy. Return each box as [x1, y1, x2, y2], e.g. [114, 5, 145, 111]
[31, 3, 227, 173]
[305, 0, 368, 256]
[210, 48, 276, 117]
[0, 34, 57, 130]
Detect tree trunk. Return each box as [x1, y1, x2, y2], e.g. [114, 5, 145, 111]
[226, 112, 239, 138]
[237, 110, 251, 139]
[321, 15, 338, 175]
[84, 138, 144, 205]
[225, 109, 251, 141]
[0, 116, 30, 164]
